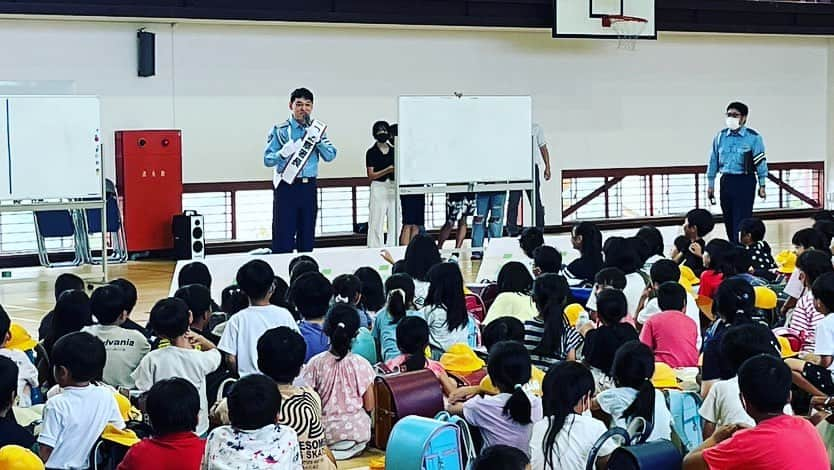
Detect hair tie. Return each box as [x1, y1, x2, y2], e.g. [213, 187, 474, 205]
[336, 295, 350, 303]
[514, 384, 523, 391]
[336, 322, 346, 329]
[389, 288, 405, 299]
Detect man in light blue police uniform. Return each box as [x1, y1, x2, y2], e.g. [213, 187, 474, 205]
[707, 101, 767, 243]
[264, 88, 337, 253]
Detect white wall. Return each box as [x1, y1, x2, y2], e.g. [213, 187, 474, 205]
[0, 18, 830, 219]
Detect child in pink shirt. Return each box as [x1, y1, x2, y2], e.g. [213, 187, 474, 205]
[301, 304, 375, 461]
[384, 316, 457, 396]
[639, 282, 699, 368]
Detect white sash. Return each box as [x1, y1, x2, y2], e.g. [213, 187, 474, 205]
[276, 117, 327, 186]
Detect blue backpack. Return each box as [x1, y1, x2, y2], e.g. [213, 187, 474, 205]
[385, 412, 476, 470]
[664, 389, 703, 453]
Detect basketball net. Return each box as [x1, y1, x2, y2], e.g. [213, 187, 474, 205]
[603, 15, 648, 51]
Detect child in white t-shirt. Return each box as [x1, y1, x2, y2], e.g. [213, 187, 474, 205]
[203, 373, 302, 470]
[81, 285, 150, 389]
[700, 323, 790, 438]
[530, 362, 617, 470]
[38, 332, 124, 469]
[0, 308, 38, 407]
[218, 260, 299, 377]
[132, 297, 221, 436]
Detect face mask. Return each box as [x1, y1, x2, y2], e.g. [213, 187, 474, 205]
[726, 116, 741, 130]
[374, 133, 389, 143]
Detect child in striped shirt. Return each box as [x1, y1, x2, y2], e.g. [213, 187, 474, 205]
[788, 250, 833, 353]
[524, 274, 582, 370]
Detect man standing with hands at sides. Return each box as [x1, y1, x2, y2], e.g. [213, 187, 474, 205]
[264, 88, 337, 253]
[506, 122, 550, 237]
[366, 121, 397, 248]
[707, 102, 767, 244]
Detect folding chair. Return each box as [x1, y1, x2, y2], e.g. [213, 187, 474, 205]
[32, 209, 86, 268]
[82, 182, 128, 264]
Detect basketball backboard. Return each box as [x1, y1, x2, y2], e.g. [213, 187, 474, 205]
[553, 0, 656, 39]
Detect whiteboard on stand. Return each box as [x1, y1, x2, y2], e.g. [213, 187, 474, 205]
[0, 96, 101, 201]
[397, 96, 533, 186]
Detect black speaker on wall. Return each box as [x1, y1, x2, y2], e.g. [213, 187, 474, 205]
[137, 30, 155, 77]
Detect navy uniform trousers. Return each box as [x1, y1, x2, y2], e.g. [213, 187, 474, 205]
[720, 173, 756, 244]
[272, 177, 317, 253]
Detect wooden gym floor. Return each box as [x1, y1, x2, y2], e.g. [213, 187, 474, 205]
[0, 218, 808, 468]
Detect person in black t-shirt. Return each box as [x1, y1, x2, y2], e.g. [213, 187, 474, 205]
[681, 208, 715, 277]
[580, 288, 637, 381]
[366, 121, 397, 248]
[0, 357, 36, 450]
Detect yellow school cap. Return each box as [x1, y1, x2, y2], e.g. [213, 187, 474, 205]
[0, 445, 45, 470]
[440, 344, 485, 374]
[777, 336, 798, 359]
[754, 286, 778, 310]
[563, 303, 585, 327]
[679, 265, 699, 286]
[776, 250, 797, 274]
[651, 362, 680, 390]
[6, 324, 38, 351]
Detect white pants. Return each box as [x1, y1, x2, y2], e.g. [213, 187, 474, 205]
[368, 180, 398, 247]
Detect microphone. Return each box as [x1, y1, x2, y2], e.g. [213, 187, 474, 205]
[303, 114, 311, 127]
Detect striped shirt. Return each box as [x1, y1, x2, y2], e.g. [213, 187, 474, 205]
[523, 318, 583, 370]
[788, 290, 824, 353]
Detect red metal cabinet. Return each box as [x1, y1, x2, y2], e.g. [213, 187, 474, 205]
[115, 130, 183, 252]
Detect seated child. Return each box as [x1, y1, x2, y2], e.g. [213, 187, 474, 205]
[132, 298, 221, 436]
[421, 263, 477, 357]
[484, 261, 537, 325]
[38, 332, 125, 469]
[563, 222, 604, 286]
[635, 259, 701, 349]
[480, 317, 545, 397]
[684, 355, 828, 469]
[118, 378, 205, 470]
[177, 261, 220, 311]
[636, 225, 666, 271]
[82, 285, 150, 389]
[0, 307, 38, 407]
[211, 285, 249, 338]
[592, 341, 673, 442]
[450, 341, 542, 456]
[38, 273, 85, 340]
[671, 235, 690, 264]
[532, 245, 562, 277]
[473, 445, 530, 470]
[218, 260, 299, 377]
[211, 327, 337, 470]
[738, 218, 777, 281]
[580, 289, 638, 388]
[681, 208, 715, 276]
[372, 274, 422, 363]
[174, 283, 220, 345]
[582, 267, 626, 322]
[781, 228, 830, 319]
[332, 274, 372, 328]
[787, 271, 834, 397]
[697, 239, 735, 300]
[700, 323, 788, 439]
[786, 249, 833, 353]
[301, 304, 375, 460]
[530, 361, 617, 470]
[109, 278, 149, 338]
[290, 272, 334, 363]
[384, 316, 457, 395]
[354, 267, 386, 324]
[0, 356, 35, 449]
[639, 282, 699, 368]
[203, 374, 302, 469]
[524, 273, 582, 369]
[520, 227, 545, 260]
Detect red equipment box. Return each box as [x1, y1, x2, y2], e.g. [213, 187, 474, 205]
[115, 130, 183, 252]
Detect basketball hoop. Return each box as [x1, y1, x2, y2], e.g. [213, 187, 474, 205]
[602, 15, 648, 50]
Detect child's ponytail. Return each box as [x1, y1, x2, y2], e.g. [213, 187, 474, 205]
[488, 341, 534, 425]
[611, 341, 656, 425]
[396, 316, 430, 372]
[325, 303, 360, 361]
[385, 274, 416, 325]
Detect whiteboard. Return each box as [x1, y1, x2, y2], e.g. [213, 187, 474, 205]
[0, 96, 101, 201]
[397, 96, 533, 186]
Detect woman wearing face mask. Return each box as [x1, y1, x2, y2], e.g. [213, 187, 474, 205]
[366, 120, 398, 247]
[706, 101, 768, 243]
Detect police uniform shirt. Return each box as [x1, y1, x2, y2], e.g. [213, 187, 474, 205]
[264, 118, 337, 179]
[706, 126, 767, 189]
[365, 144, 394, 182]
